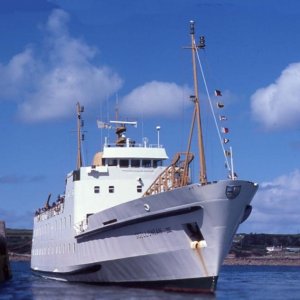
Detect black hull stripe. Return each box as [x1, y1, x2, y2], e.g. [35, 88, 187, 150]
[31, 264, 101, 276]
[76, 205, 201, 240]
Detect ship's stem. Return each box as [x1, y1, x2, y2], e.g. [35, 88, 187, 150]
[190, 21, 207, 184]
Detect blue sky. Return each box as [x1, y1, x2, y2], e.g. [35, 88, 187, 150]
[0, 0, 299, 233]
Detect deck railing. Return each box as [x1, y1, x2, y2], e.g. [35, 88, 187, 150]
[143, 152, 194, 197]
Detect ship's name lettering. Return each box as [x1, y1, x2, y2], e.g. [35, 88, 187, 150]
[135, 227, 172, 239]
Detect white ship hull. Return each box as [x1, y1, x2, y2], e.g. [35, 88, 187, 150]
[31, 179, 257, 293]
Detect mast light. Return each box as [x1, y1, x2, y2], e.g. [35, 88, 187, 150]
[190, 20, 195, 35]
[156, 126, 161, 147]
[199, 36, 205, 49]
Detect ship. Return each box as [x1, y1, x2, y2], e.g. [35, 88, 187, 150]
[31, 21, 258, 293]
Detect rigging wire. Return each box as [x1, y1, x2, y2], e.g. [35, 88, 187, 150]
[193, 39, 231, 172]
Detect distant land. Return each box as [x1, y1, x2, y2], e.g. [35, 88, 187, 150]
[6, 228, 32, 261]
[5, 229, 300, 265]
[225, 233, 300, 266]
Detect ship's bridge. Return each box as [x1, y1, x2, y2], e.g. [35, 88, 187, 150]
[94, 120, 168, 167]
[91, 142, 168, 169]
[102, 143, 168, 160]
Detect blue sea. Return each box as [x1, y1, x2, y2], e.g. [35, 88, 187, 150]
[1, 262, 300, 299]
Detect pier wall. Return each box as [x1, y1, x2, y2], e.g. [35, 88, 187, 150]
[0, 221, 12, 282]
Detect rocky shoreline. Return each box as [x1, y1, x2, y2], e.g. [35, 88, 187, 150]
[223, 254, 300, 266]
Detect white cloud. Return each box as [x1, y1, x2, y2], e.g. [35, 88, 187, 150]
[240, 169, 300, 233]
[120, 81, 192, 118]
[251, 62, 300, 130]
[0, 47, 35, 99]
[0, 9, 122, 122]
[0, 9, 193, 122]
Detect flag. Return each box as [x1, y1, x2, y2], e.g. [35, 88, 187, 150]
[221, 127, 229, 134]
[215, 89, 222, 96]
[219, 115, 227, 121]
[223, 138, 230, 144]
[225, 150, 231, 156]
[217, 102, 224, 108]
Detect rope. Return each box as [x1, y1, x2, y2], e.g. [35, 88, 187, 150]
[193, 40, 230, 171]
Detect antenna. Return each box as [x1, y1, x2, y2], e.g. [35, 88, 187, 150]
[230, 146, 235, 180]
[109, 121, 137, 126]
[156, 126, 161, 147]
[115, 94, 119, 121]
[76, 102, 84, 169]
[143, 137, 148, 147]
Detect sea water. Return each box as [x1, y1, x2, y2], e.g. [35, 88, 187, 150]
[0, 262, 300, 299]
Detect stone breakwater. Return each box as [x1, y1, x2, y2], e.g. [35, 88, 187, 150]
[0, 221, 12, 281]
[9, 253, 31, 262]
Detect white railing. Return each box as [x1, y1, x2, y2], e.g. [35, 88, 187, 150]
[35, 203, 64, 222]
[73, 218, 88, 234]
[104, 142, 164, 149]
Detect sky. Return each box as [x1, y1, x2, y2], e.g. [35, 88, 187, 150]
[0, 0, 299, 233]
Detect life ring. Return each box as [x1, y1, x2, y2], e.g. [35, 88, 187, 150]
[144, 203, 150, 212]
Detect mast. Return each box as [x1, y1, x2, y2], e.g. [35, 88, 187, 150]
[190, 21, 207, 184]
[76, 102, 84, 169]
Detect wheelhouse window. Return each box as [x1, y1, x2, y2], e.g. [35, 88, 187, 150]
[109, 186, 114, 193]
[107, 159, 118, 166]
[137, 185, 142, 193]
[142, 159, 151, 168]
[153, 160, 163, 168]
[120, 159, 129, 168]
[94, 186, 100, 193]
[131, 159, 140, 168]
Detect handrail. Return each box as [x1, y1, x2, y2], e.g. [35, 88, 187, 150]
[143, 152, 194, 197]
